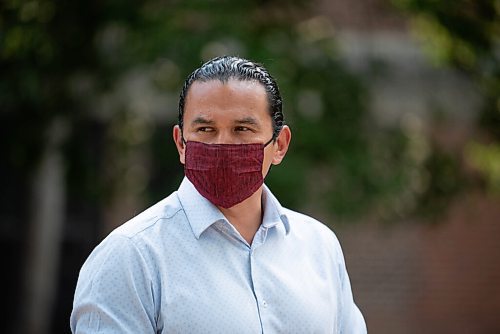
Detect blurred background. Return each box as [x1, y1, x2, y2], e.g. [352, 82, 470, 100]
[1, 0, 499, 333]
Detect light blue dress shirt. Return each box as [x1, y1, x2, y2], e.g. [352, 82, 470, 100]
[71, 178, 366, 333]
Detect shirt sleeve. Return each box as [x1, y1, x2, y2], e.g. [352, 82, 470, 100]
[70, 235, 157, 333]
[335, 239, 367, 334]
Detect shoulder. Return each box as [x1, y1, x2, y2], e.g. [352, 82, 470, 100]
[283, 207, 338, 237]
[79, 191, 187, 280]
[80, 234, 146, 282]
[110, 190, 185, 239]
[264, 185, 339, 245]
[282, 207, 343, 252]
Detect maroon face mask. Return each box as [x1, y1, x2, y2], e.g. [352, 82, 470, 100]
[184, 138, 274, 208]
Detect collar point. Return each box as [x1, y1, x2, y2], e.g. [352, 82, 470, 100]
[281, 214, 291, 235]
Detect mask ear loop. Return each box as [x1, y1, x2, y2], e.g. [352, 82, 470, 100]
[262, 133, 278, 176]
[263, 135, 276, 148]
[265, 126, 284, 147]
[180, 129, 187, 146]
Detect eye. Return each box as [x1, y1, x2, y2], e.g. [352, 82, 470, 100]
[197, 127, 214, 133]
[235, 126, 251, 132]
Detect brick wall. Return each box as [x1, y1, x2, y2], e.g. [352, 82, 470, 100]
[338, 194, 500, 334]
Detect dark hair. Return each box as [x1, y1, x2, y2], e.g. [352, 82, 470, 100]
[178, 55, 284, 138]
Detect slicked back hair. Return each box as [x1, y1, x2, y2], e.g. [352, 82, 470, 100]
[178, 56, 284, 139]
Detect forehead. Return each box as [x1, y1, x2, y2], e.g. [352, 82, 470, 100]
[183, 79, 270, 122]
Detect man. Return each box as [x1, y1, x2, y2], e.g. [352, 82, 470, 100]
[71, 56, 367, 333]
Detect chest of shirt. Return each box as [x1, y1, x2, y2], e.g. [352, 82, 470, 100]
[151, 226, 340, 333]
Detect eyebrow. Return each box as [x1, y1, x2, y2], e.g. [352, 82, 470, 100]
[235, 117, 260, 127]
[190, 116, 261, 127]
[191, 117, 214, 126]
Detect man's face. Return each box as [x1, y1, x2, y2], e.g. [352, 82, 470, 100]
[173, 79, 290, 177]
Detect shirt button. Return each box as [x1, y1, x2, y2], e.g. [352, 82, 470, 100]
[262, 300, 268, 308]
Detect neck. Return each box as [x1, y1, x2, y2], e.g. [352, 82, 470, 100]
[218, 187, 264, 245]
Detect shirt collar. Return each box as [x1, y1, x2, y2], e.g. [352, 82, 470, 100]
[177, 177, 290, 239]
[261, 184, 290, 235]
[177, 177, 226, 239]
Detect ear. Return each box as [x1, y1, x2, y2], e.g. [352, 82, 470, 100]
[173, 125, 186, 164]
[272, 125, 291, 165]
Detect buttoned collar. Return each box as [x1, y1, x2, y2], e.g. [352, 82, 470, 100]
[176, 177, 290, 239]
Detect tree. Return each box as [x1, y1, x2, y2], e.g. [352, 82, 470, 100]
[392, 0, 500, 194]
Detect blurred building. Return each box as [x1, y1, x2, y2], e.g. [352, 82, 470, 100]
[318, 0, 500, 333]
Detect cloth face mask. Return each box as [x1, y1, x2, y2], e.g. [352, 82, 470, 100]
[184, 139, 273, 208]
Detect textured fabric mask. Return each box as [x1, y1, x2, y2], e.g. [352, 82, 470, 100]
[184, 139, 273, 208]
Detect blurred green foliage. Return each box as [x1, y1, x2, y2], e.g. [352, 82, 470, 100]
[2, 0, 441, 224]
[393, 0, 500, 195]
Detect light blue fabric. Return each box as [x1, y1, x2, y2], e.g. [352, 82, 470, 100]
[71, 178, 366, 333]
